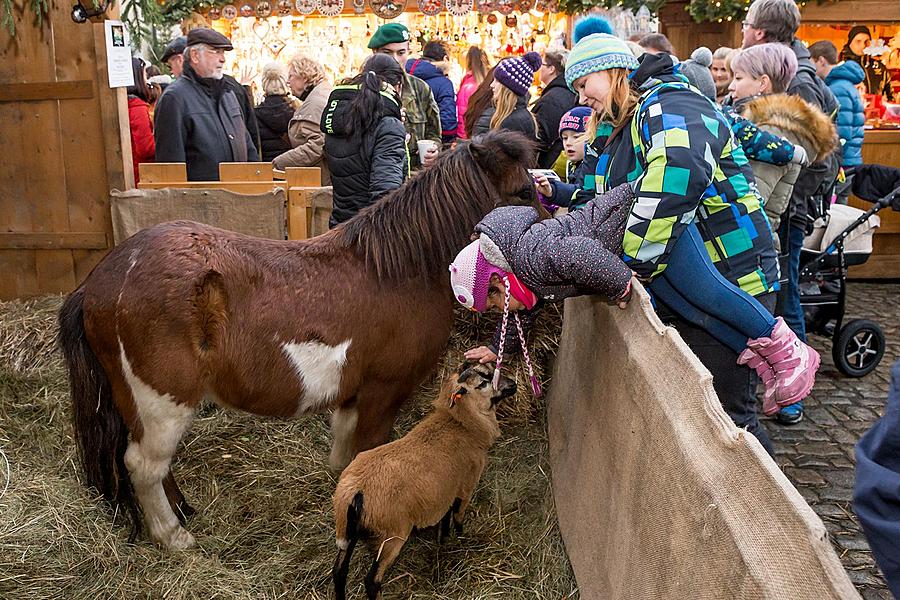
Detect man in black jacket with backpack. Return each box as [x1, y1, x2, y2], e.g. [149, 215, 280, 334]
[742, 0, 841, 425]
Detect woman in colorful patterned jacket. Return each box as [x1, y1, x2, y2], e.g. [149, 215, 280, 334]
[535, 19, 813, 452]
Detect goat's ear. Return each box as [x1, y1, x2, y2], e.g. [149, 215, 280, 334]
[448, 387, 467, 408]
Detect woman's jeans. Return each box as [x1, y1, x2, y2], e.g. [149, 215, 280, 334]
[648, 224, 778, 353]
[775, 220, 808, 342]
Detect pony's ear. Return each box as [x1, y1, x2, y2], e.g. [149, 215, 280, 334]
[468, 141, 497, 172]
[448, 386, 467, 408]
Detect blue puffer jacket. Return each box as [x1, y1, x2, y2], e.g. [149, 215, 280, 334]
[825, 61, 865, 167]
[405, 58, 457, 140]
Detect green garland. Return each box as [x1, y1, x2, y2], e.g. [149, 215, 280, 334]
[557, 0, 666, 16]
[121, 0, 224, 65]
[686, 0, 841, 23]
[3, 0, 50, 35]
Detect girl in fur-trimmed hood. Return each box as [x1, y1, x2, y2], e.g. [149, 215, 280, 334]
[729, 44, 838, 248]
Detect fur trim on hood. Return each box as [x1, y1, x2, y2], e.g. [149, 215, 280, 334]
[741, 93, 837, 162]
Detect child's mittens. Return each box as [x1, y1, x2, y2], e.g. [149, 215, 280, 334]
[790, 144, 810, 166]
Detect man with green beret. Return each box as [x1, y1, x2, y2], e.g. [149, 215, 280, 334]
[368, 23, 441, 169]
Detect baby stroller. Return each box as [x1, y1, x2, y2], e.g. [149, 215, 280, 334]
[799, 164, 900, 377]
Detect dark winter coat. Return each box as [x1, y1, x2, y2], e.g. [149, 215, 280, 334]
[477, 183, 635, 353]
[854, 358, 900, 598]
[321, 85, 408, 228]
[254, 94, 294, 162]
[405, 58, 457, 141]
[825, 61, 866, 167]
[786, 39, 841, 230]
[472, 94, 538, 143]
[594, 53, 778, 297]
[127, 95, 155, 185]
[154, 63, 259, 181]
[224, 75, 261, 155]
[532, 73, 577, 169]
[476, 182, 634, 303]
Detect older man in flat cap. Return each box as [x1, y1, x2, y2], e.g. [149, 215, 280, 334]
[154, 28, 259, 181]
[160, 34, 259, 149]
[368, 22, 441, 169]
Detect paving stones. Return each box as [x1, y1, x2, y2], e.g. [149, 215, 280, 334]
[763, 283, 895, 595]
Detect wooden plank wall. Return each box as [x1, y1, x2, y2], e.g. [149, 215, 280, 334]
[658, 1, 742, 61]
[0, 2, 127, 299]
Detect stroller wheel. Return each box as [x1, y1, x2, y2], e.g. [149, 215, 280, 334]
[832, 319, 885, 377]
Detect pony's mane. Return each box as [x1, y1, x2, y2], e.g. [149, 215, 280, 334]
[339, 132, 532, 281]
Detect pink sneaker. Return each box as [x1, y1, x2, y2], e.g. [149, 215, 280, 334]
[746, 318, 820, 407]
[737, 348, 779, 416]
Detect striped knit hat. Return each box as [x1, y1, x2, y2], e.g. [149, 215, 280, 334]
[494, 52, 542, 97]
[565, 33, 640, 92]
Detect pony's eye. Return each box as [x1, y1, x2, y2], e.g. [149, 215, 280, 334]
[477, 380, 489, 389]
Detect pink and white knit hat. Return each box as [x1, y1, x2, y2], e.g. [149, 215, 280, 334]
[449, 239, 543, 398]
[449, 239, 508, 313]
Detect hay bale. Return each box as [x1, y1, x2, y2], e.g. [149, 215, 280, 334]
[0, 296, 575, 599]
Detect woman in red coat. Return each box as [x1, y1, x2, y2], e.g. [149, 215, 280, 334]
[127, 57, 155, 185]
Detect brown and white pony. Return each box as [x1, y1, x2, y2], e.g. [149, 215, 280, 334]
[57, 131, 537, 550]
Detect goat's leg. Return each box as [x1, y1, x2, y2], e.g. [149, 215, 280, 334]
[453, 493, 473, 535]
[364, 535, 406, 600]
[332, 535, 358, 600]
[450, 497, 463, 536]
[438, 507, 453, 544]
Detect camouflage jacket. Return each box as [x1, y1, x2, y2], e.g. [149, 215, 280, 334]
[402, 72, 441, 168]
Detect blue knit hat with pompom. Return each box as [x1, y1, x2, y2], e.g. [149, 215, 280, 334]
[565, 17, 639, 92]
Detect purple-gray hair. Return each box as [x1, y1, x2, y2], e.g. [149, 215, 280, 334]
[730, 43, 798, 93]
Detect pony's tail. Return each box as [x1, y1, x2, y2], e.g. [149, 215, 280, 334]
[58, 288, 141, 539]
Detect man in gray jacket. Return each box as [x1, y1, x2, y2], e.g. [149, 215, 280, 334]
[154, 29, 259, 181]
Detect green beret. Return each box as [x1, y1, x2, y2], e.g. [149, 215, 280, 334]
[367, 23, 410, 49]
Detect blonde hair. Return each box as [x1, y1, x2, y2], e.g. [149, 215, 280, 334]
[287, 53, 326, 85]
[596, 68, 640, 129]
[261, 62, 288, 95]
[489, 85, 539, 135]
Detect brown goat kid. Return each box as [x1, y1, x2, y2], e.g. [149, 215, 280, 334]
[332, 362, 517, 599]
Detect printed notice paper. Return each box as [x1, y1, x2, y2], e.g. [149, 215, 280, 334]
[105, 20, 134, 88]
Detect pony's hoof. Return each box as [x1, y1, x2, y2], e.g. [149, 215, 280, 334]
[159, 527, 196, 550]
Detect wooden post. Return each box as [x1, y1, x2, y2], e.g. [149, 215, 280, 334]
[93, 21, 134, 191]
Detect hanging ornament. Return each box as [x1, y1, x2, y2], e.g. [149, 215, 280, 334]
[295, 0, 316, 13]
[239, 2, 255, 16]
[276, 0, 292, 13]
[256, 0, 272, 16]
[207, 6, 222, 18]
[221, 4, 238, 18]
[514, 0, 532, 10]
[486, 11, 497, 23]
[418, 0, 442, 15]
[369, 0, 404, 18]
[496, 0, 513, 14]
[504, 13, 516, 26]
[317, 0, 343, 15]
[475, 0, 494, 13]
[446, 0, 473, 16]
[352, 0, 366, 13]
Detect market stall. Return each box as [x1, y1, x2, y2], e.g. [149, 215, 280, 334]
[194, 0, 571, 97]
[797, 2, 900, 277]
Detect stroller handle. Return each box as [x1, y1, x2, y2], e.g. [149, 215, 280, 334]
[881, 185, 900, 211]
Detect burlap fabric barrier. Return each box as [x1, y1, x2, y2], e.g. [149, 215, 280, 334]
[307, 187, 334, 238]
[548, 287, 859, 599]
[110, 188, 287, 244]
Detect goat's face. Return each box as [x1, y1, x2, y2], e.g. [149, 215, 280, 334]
[448, 362, 517, 414]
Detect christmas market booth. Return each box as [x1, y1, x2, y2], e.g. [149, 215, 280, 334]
[191, 0, 573, 98]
